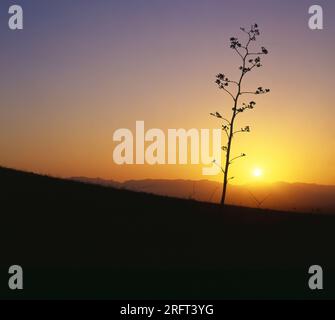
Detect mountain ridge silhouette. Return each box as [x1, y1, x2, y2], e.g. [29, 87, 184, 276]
[71, 176, 335, 214]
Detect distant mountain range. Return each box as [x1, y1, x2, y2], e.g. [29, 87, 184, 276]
[71, 177, 335, 214]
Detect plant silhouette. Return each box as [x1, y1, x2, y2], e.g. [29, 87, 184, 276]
[211, 24, 270, 206]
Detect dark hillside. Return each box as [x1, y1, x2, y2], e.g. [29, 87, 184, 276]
[1, 166, 334, 299]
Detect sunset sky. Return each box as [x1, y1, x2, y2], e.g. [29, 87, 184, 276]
[0, 0, 334, 185]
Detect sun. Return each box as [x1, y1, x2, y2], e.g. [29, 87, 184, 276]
[252, 167, 263, 177]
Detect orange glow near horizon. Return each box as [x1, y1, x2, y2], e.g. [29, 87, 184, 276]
[1, 91, 335, 186]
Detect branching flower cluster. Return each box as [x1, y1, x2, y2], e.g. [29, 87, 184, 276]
[210, 24, 270, 206]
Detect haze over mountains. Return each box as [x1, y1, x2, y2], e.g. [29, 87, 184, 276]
[71, 177, 335, 214]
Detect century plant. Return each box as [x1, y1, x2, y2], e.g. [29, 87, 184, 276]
[210, 24, 270, 206]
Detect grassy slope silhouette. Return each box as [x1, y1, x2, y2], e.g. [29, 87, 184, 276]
[1, 166, 335, 298]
